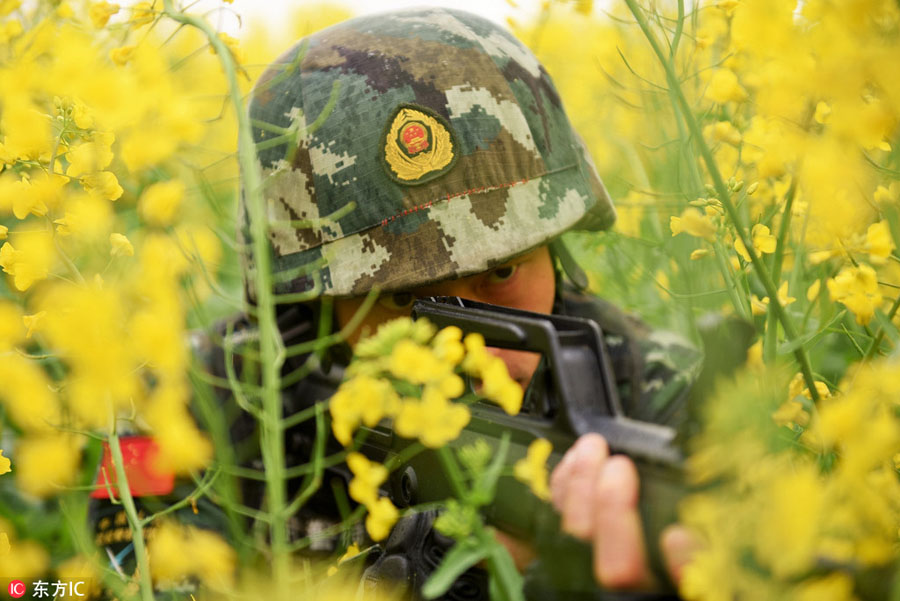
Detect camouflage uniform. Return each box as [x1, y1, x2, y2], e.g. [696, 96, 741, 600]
[90, 8, 698, 600]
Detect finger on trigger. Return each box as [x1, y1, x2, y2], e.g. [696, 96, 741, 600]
[592, 455, 651, 589]
[559, 434, 609, 540]
[550, 433, 608, 511]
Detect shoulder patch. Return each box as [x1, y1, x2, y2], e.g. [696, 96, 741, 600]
[382, 104, 457, 185]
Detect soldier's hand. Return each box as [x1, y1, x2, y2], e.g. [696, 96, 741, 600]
[549, 433, 700, 589]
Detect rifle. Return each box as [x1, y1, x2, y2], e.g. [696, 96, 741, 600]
[292, 297, 750, 599]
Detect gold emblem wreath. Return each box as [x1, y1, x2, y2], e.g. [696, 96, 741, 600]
[384, 107, 454, 182]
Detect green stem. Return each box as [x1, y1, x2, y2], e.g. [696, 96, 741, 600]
[765, 180, 798, 363]
[162, 0, 290, 588]
[437, 446, 468, 500]
[284, 404, 326, 516]
[108, 430, 155, 601]
[713, 238, 750, 319]
[623, 0, 820, 401]
[864, 293, 900, 359]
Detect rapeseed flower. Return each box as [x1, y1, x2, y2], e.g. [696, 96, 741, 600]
[149, 522, 236, 589]
[109, 232, 134, 257]
[704, 68, 748, 104]
[0, 449, 10, 475]
[394, 385, 471, 448]
[670, 208, 716, 242]
[0, 234, 54, 291]
[513, 438, 552, 501]
[89, 2, 119, 28]
[827, 264, 882, 325]
[15, 435, 81, 498]
[139, 180, 185, 226]
[347, 452, 388, 506]
[329, 375, 398, 445]
[365, 497, 399, 542]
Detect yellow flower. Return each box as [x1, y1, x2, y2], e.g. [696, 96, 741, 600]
[347, 452, 388, 506]
[670, 208, 717, 241]
[865, 221, 894, 264]
[11, 178, 49, 219]
[0, 302, 23, 351]
[81, 171, 124, 201]
[0, 354, 61, 433]
[703, 120, 742, 146]
[0, 538, 49, 578]
[144, 396, 213, 474]
[149, 522, 236, 588]
[214, 32, 244, 63]
[329, 376, 398, 446]
[772, 399, 809, 428]
[514, 438, 552, 501]
[110, 44, 136, 66]
[0, 0, 21, 18]
[827, 264, 882, 325]
[746, 339, 763, 369]
[788, 372, 830, 402]
[762, 281, 796, 309]
[327, 542, 361, 576]
[11, 173, 68, 219]
[66, 134, 114, 177]
[89, 2, 119, 28]
[750, 294, 767, 316]
[23, 311, 46, 338]
[365, 496, 399, 542]
[394, 385, 471, 448]
[432, 325, 464, 365]
[690, 248, 710, 260]
[806, 280, 821, 302]
[753, 465, 822, 578]
[814, 101, 831, 124]
[110, 232, 134, 257]
[705, 68, 748, 104]
[874, 183, 899, 205]
[751, 224, 776, 254]
[480, 356, 523, 415]
[139, 180, 185, 226]
[15, 435, 81, 498]
[70, 98, 94, 129]
[54, 192, 114, 238]
[129, 1, 155, 27]
[0, 532, 8, 557]
[389, 339, 452, 384]
[56, 555, 102, 598]
[0, 234, 54, 291]
[0, 225, 6, 240]
[0, 449, 10, 475]
[0, 98, 52, 161]
[734, 236, 751, 262]
[56, 2, 74, 18]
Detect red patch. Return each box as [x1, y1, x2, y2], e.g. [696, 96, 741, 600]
[91, 436, 174, 499]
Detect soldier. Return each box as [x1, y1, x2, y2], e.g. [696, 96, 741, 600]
[243, 7, 700, 598]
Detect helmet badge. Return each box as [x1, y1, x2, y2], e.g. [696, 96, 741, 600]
[382, 104, 457, 186]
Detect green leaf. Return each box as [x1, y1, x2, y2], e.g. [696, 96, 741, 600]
[471, 431, 510, 506]
[421, 537, 489, 599]
[484, 532, 525, 601]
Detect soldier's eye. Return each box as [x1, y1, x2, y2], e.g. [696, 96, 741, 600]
[487, 264, 518, 283]
[379, 292, 415, 311]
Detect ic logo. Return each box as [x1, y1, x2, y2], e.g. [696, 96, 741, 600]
[8, 580, 26, 598]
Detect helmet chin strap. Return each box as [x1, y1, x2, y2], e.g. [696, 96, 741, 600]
[549, 238, 589, 292]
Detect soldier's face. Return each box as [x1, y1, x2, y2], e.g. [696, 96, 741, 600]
[334, 246, 556, 390]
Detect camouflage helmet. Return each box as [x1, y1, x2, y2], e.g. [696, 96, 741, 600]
[244, 7, 616, 300]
